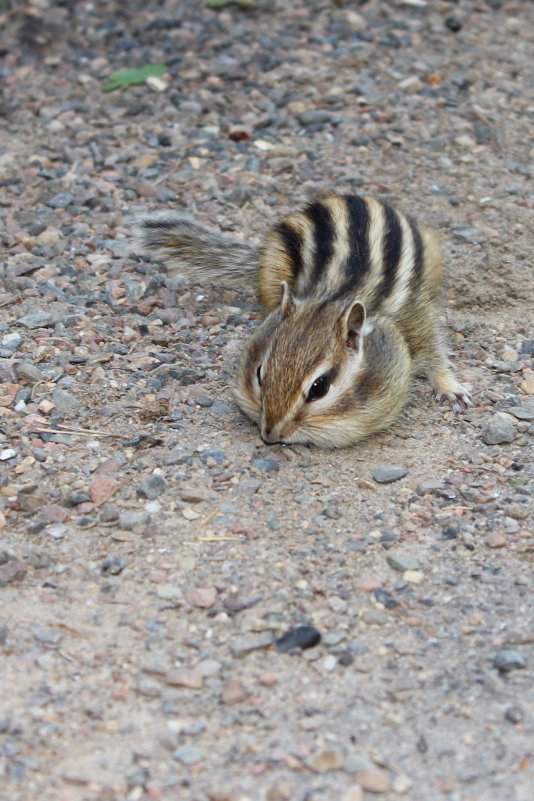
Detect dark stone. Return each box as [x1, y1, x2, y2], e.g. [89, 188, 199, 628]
[474, 122, 493, 143]
[63, 491, 90, 507]
[101, 556, 126, 576]
[276, 625, 322, 653]
[168, 368, 205, 385]
[194, 395, 214, 408]
[493, 650, 526, 673]
[136, 474, 167, 500]
[504, 705, 524, 724]
[46, 192, 74, 209]
[445, 16, 463, 32]
[200, 449, 227, 466]
[374, 587, 398, 609]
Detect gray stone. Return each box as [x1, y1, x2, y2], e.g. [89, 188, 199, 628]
[101, 556, 126, 576]
[474, 122, 493, 143]
[386, 550, 421, 572]
[493, 650, 526, 673]
[46, 192, 74, 209]
[173, 745, 204, 765]
[372, 466, 408, 484]
[33, 626, 63, 646]
[344, 754, 374, 775]
[230, 631, 274, 657]
[17, 312, 54, 329]
[482, 416, 517, 445]
[163, 446, 190, 466]
[136, 679, 162, 698]
[0, 448, 18, 461]
[156, 585, 184, 603]
[137, 474, 167, 500]
[194, 395, 213, 408]
[236, 479, 262, 495]
[119, 511, 152, 530]
[451, 225, 486, 244]
[505, 705, 524, 724]
[416, 478, 446, 495]
[52, 388, 80, 414]
[298, 110, 336, 126]
[251, 458, 279, 473]
[322, 505, 342, 519]
[2, 333, 22, 351]
[15, 362, 42, 384]
[507, 402, 534, 422]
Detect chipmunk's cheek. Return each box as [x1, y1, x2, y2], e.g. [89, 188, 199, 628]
[233, 382, 260, 424]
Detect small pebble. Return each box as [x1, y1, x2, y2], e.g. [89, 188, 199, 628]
[33, 626, 63, 646]
[493, 650, 526, 673]
[356, 766, 391, 794]
[307, 748, 343, 773]
[445, 16, 463, 32]
[482, 416, 517, 445]
[136, 474, 167, 500]
[17, 312, 53, 329]
[230, 631, 273, 656]
[276, 626, 321, 653]
[504, 705, 524, 724]
[173, 745, 204, 765]
[298, 110, 335, 126]
[101, 556, 125, 576]
[372, 466, 408, 484]
[119, 511, 151, 530]
[165, 668, 203, 689]
[0, 449, 18, 461]
[186, 587, 217, 608]
[251, 458, 279, 473]
[46, 191, 74, 208]
[386, 550, 421, 572]
[222, 678, 249, 705]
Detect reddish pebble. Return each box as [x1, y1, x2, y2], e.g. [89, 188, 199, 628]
[89, 476, 118, 504]
[356, 767, 391, 793]
[186, 587, 217, 608]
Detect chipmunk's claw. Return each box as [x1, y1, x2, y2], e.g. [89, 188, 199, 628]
[436, 385, 473, 412]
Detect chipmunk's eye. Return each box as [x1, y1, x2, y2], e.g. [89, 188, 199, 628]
[256, 364, 262, 387]
[307, 375, 330, 402]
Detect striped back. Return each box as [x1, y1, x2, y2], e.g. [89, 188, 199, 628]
[259, 193, 426, 316]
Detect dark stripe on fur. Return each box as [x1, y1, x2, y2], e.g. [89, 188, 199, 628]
[306, 201, 335, 284]
[345, 195, 370, 288]
[408, 217, 424, 294]
[275, 221, 304, 280]
[382, 204, 403, 290]
[371, 203, 403, 309]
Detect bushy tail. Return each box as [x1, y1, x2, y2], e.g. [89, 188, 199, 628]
[135, 212, 259, 288]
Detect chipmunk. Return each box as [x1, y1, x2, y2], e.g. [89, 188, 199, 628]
[136, 193, 471, 447]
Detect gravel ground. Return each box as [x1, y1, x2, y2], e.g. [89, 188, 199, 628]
[1, 1, 533, 800]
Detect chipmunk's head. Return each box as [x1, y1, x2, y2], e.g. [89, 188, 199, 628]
[234, 284, 412, 448]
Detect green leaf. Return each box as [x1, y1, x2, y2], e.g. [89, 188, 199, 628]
[102, 64, 168, 93]
[205, 0, 253, 9]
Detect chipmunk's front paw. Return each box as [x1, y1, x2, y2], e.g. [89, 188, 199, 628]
[436, 385, 473, 412]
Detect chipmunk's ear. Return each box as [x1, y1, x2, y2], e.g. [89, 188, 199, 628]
[339, 300, 366, 351]
[280, 281, 296, 318]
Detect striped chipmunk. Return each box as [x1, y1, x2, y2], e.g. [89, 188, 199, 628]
[136, 193, 472, 448]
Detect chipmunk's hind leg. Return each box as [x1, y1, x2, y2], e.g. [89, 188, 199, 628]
[407, 308, 472, 411]
[424, 320, 472, 410]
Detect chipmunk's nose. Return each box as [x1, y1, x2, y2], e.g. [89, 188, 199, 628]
[261, 425, 281, 445]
